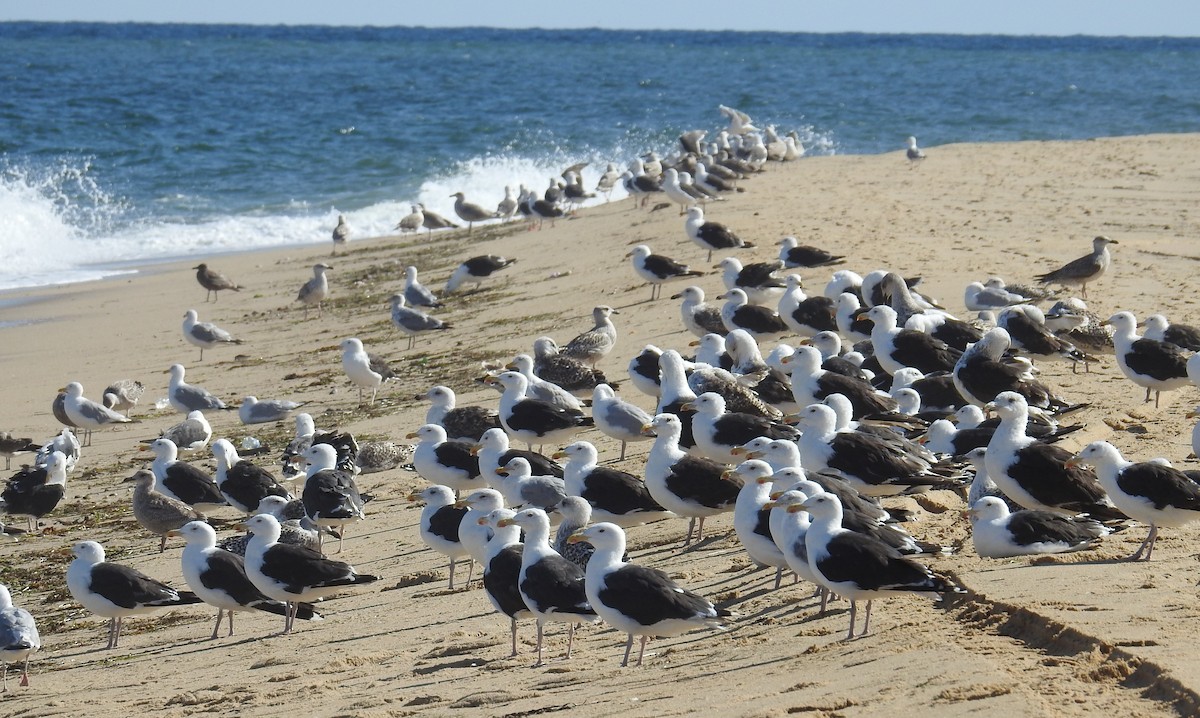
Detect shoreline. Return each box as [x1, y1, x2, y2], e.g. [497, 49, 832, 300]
[2, 133, 1200, 716]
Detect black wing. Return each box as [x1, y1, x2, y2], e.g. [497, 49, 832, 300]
[579, 467, 666, 514]
[597, 564, 717, 627]
[664, 455, 742, 509]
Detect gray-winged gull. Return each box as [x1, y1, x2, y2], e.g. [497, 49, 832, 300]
[240, 396, 304, 425]
[0, 583, 39, 689]
[62, 381, 130, 446]
[182, 309, 242, 361]
[296, 263, 332, 319]
[168, 364, 227, 413]
[390, 294, 451, 350]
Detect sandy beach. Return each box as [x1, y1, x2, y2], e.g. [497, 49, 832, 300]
[3, 133, 1200, 717]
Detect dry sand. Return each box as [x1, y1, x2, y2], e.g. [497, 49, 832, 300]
[2, 134, 1200, 717]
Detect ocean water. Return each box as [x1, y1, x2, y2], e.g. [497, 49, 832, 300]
[1, 23, 1197, 291]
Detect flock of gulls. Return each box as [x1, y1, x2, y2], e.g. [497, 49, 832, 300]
[3, 105, 1200, 692]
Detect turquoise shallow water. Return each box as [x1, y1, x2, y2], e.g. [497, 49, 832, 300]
[1, 23, 1197, 289]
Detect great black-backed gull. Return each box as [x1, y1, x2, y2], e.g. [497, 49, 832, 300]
[866, 306, 960, 376]
[998, 305, 1092, 365]
[421, 385, 500, 441]
[797, 493, 962, 640]
[642, 413, 741, 545]
[498, 508, 598, 666]
[717, 257, 786, 306]
[182, 309, 241, 361]
[408, 424, 484, 495]
[66, 540, 202, 648]
[210, 438, 289, 514]
[168, 363, 228, 414]
[784, 345, 896, 418]
[778, 275, 837, 337]
[62, 381, 130, 446]
[2, 451, 67, 531]
[777, 236, 844, 268]
[179, 521, 321, 638]
[796, 404, 963, 497]
[731, 460, 789, 588]
[905, 136, 925, 164]
[473, 428, 563, 488]
[655, 350, 699, 450]
[194, 262, 241, 302]
[1105, 311, 1190, 407]
[1142, 313, 1200, 352]
[571, 522, 730, 666]
[967, 496, 1109, 558]
[408, 485, 472, 588]
[627, 245, 704, 301]
[718, 288, 789, 339]
[445, 255, 517, 294]
[242, 514, 377, 633]
[983, 392, 1123, 519]
[555, 441, 670, 526]
[951, 328, 1065, 410]
[479, 508, 529, 656]
[1036, 236, 1117, 298]
[301, 444, 367, 552]
[685, 207, 754, 262]
[1069, 441, 1200, 561]
[0, 583, 38, 688]
[488, 372, 593, 450]
[685, 392, 798, 464]
[147, 438, 227, 513]
[296, 262, 332, 319]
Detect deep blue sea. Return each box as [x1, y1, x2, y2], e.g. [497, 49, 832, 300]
[1, 23, 1197, 290]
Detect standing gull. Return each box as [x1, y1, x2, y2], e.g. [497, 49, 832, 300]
[451, 191, 497, 233]
[331, 214, 349, 254]
[194, 263, 241, 302]
[180, 521, 321, 639]
[168, 363, 228, 413]
[420, 203, 459, 233]
[626, 244, 705, 301]
[563, 306, 619, 368]
[672, 286, 728, 338]
[555, 441, 671, 527]
[341, 337, 391, 405]
[905, 136, 926, 165]
[394, 205, 424, 233]
[1068, 441, 1200, 561]
[301, 444, 367, 552]
[532, 337, 611, 395]
[717, 257, 787, 306]
[211, 438, 290, 515]
[445, 255, 517, 294]
[642, 413, 742, 545]
[1142, 313, 1200, 352]
[590, 384, 653, 461]
[296, 263, 333, 319]
[0, 583, 38, 689]
[402, 266, 443, 309]
[797, 493, 962, 640]
[408, 424, 485, 495]
[488, 372, 593, 451]
[390, 293, 451, 350]
[479, 508, 530, 657]
[718, 288, 789, 340]
[0, 433, 37, 471]
[2, 451, 67, 531]
[685, 207, 754, 262]
[101, 379, 145, 415]
[571, 523, 730, 667]
[1036, 236, 1117, 299]
[498, 508, 597, 667]
[494, 457, 568, 513]
[1105, 311, 1190, 407]
[126, 469, 206, 552]
[408, 485, 472, 589]
[147, 438, 227, 513]
[242, 514, 377, 633]
[66, 540, 202, 649]
[62, 381, 130, 446]
[150, 410, 212, 452]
